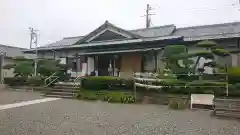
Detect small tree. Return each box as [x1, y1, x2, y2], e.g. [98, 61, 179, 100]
[3, 56, 34, 77]
[38, 59, 69, 81]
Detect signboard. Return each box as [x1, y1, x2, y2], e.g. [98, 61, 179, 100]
[191, 94, 214, 109]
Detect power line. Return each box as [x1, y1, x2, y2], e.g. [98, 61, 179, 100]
[142, 4, 156, 28]
[29, 27, 39, 76]
[152, 2, 240, 13]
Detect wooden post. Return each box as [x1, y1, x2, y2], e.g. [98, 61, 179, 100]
[225, 63, 229, 97]
[154, 51, 158, 72]
[133, 73, 137, 102]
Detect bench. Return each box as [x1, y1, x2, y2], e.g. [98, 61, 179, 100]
[213, 98, 240, 118]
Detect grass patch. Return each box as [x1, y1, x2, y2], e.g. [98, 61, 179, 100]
[77, 89, 135, 103]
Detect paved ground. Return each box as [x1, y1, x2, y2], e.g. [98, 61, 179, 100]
[0, 91, 240, 135]
[0, 91, 43, 105]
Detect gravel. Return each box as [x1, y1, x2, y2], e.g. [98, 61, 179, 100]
[0, 99, 239, 135]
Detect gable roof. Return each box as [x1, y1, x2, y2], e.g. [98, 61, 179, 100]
[76, 21, 142, 44]
[173, 22, 240, 41]
[0, 44, 34, 59]
[40, 36, 84, 48]
[31, 21, 240, 52]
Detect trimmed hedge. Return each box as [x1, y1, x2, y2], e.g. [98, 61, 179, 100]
[4, 77, 28, 86]
[81, 76, 133, 90]
[4, 76, 44, 86]
[77, 90, 135, 103]
[27, 76, 44, 86]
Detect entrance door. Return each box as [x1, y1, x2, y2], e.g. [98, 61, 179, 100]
[98, 55, 111, 76]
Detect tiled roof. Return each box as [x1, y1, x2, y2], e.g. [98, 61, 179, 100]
[173, 22, 240, 41]
[130, 24, 176, 37]
[40, 36, 84, 48]
[23, 36, 182, 52]
[0, 44, 34, 58]
[76, 21, 142, 44]
[35, 21, 240, 51]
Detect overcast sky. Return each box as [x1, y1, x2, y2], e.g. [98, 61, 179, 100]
[1, 0, 240, 48]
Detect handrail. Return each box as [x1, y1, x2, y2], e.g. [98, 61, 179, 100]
[73, 74, 85, 88]
[45, 77, 59, 87]
[44, 72, 58, 87]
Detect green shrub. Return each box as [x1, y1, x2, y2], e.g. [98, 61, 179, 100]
[103, 91, 134, 103]
[81, 76, 133, 90]
[77, 90, 135, 103]
[4, 77, 27, 86]
[121, 78, 133, 90]
[81, 76, 119, 90]
[27, 76, 44, 86]
[168, 98, 188, 110]
[228, 67, 240, 84]
[77, 90, 98, 100]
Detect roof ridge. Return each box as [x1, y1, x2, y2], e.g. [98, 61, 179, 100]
[63, 36, 84, 39]
[130, 24, 175, 31]
[176, 21, 240, 30]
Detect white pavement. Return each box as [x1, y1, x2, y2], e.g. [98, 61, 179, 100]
[0, 98, 60, 111]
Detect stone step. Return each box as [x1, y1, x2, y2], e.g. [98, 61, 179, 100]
[38, 88, 79, 93]
[55, 82, 81, 86]
[45, 91, 76, 96]
[52, 85, 77, 90]
[44, 94, 75, 99]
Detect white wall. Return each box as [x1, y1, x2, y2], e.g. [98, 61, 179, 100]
[3, 59, 15, 78]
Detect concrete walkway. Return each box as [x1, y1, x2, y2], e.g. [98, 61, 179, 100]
[0, 97, 239, 135]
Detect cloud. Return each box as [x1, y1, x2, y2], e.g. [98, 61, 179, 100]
[0, 0, 239, 48]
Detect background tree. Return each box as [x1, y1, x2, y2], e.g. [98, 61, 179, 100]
[3, 56, 34, 77]
[3, 57, 69, 80]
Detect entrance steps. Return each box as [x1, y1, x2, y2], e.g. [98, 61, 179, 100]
[40, 82, 80, 99]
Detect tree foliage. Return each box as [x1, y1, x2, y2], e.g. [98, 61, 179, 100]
[159, 40, 233, 79]
[3, 56, 34, 77]
[3, 57, 68, 80]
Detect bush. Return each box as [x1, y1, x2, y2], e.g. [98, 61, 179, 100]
[4, 77, 27, 86]
[228, 67, 240, 84]
[77, 90, 135, 103]
[27, 76, 44, 86]
[121, 78, 133, 90]
[168, 98, 188, 110]
[81, 76, 133, 90]
[77, 90, 98, 100]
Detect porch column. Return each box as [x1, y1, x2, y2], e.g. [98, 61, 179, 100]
[76, 54, 80, 73]
[94, 56, 98, 76]
[87, 56, 95, 75]
[154, 51, 158, 72]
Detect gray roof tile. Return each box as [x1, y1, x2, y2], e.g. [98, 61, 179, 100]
[40, 36, 84, 48]
[41, 24, 176, 49]
[38, 21, 240, 50]
[173, 22, 240, 41]
[0, 44, 34, 58]
[130, 24, 176, 37]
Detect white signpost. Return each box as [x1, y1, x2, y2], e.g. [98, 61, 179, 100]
[191, 94, 214, 109]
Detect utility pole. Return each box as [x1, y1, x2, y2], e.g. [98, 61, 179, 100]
[144, 4, 155, 28]
[29, 27, 39, 76]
